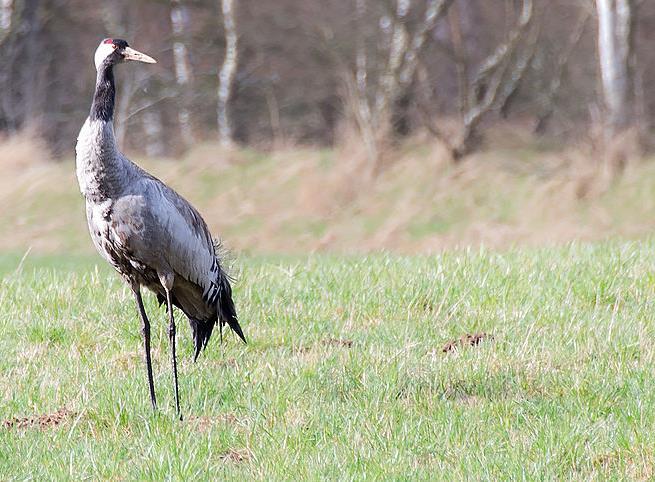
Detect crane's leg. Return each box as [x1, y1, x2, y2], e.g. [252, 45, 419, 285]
[160, 273, 182, 420]
[132, 285, 157, 410]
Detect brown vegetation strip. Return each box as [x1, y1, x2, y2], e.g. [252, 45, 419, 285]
[442, 333, 494, 353]
[2, 407, 75, 430]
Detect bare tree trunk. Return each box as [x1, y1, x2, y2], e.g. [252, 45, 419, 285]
[353, 0, 378, 165]
[170, 0, 194, 146]
[596, 0, 634, 135]
[265, 86, 283, 144]
[374, 0, 410, 131]
[534, 8, 589, 134]
[448, 0, 469, 116]
[497, 24, 539, 117]
[419, 0, 535, 160]
[347, 0, 453, 175]
[0, 0, 16, 131]
[398, 0, 454, 88]
[0, 0, 12, 35]
[142, 109, 166, 158]
[375, 0, 454, 131]
[453, 0, 535, 159]
[19, 0, 42, 129]
[217, 0, 238, 147]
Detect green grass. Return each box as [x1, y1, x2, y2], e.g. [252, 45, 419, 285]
[2, 242, 655, 479]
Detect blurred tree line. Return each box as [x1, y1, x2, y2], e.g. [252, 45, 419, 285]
[0, 0, 652, 166]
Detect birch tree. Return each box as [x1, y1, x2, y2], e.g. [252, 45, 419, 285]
[0, 0, 44, 131]
[0, 0, 12, 37]
[18, 0, 42, 128]
[142, 109, 166, 157]
[0, 0, 15, 130]
[596, 0, 635, 136]
[420, 0, 537, 160]
[170, 0, 194, 146]
[534, 8, 590, 134]
[348, 0, 454, 173]
[217, 0, 238, 147]
[455, 0, 535, 158]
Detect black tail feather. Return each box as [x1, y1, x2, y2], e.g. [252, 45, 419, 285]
[189, 317, 215, 361]
[217, 269, 246, 344]
[189, 268, 245, 361]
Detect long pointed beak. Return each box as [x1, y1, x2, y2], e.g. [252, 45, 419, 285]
[123, 46, 157, 64]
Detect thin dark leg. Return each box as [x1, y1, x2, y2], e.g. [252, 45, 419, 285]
[132, 287, 157, 410]
[165, 289, 182, 420]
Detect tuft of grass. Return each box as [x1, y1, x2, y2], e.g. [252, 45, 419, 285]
[1, 241, 655, 479]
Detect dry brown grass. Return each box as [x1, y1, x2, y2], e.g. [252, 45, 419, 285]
[1, 131, 655, 255]
[0, 130, 52, 170]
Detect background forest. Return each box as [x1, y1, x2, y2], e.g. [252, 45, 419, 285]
[0, 0, 654, 252]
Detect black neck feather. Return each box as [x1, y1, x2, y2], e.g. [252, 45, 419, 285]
[90, 61, 115, 122]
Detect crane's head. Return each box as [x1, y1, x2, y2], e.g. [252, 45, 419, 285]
[94, 38, 157, 71]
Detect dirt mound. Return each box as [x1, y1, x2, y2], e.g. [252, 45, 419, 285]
[321, 337, 353, 348]
[296, 337, 354, 353]
[442, 333, 494, 353]
[2, 407, 75, 430]
[220, 448, 252, 463]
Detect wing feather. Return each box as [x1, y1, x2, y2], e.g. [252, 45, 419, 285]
[142, 177, 220, 303]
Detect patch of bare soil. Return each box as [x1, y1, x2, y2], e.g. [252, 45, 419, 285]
[593, 449, 654, 479]
[295, 337, 354, 353]
[217, 357, 238, 368]
[188, 413, 240, 433]
[2, 407, 75, 430]
[322, 338, 353, 348]
[220, 448, 252, 463]
[442, 333, 494, 353]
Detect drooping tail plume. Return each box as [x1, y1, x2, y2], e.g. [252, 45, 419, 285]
[189, 267, 245, 361]
[217, 268, 246, 344]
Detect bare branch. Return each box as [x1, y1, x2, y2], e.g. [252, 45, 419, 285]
[470, 0, 533, 102]
[534, 8, 590, 133]
[496, 22, 540, 117]
[399, 0, 454, 87]
[453, 0, 535, 159]
[448, 0, 469, 115]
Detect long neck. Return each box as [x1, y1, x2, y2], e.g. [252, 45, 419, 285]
[90, 62, 115, 122]
[76, 61, 129, 201]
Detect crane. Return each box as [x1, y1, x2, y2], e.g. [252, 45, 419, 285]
[75, 38, 246, 419]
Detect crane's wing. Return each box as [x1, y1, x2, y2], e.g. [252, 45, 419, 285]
[139, 176, 245, 346]
[148, 178, 216, 288]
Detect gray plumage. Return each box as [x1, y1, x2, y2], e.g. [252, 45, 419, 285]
[75, 38, 244, 417]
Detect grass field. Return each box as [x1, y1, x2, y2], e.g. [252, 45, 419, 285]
[2, 242, 655, 479]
